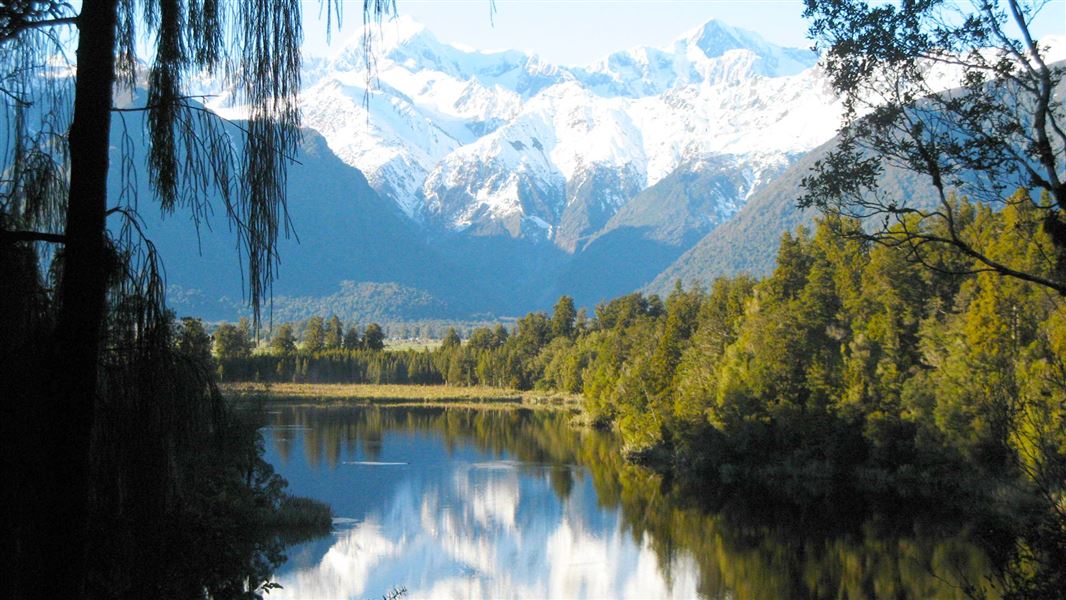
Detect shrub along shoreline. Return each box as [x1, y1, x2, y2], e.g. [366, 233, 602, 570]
[223, 382, 581, 409]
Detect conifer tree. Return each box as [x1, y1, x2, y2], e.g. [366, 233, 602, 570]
[343, 326, 362, 351]
[238, 317, 254, 347]
[325, 315, 344, 349]
[674, 276, 755, 423]
[492, 324, 510, 347]
[467, 327, 496, 351]
[551, 295, 577, 339]
[271, 324, 297, 356]
[213, 322, 252, 360]
[176, 318, 213, 365]
[441, 327, 462, 349]
[363, 323, 385, 351]
[650, 282, 700, 398]
[303, 316, 326, 353]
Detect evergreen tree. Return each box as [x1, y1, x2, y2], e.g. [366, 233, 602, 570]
[237, 317, 255, 348]
[324, 315, 344, 350]
[575, 308, 589, 335]
[674, 276, 756, 423]
[650, 282, 701, 398]
[441, 327, 462, 349]
[492, 324, 510, 347]
[446, 349, 477, 386]
[363, 323, 385, 351]
[214, 322, 252, 360]
[270, 324, 296, 356]
[710, 228, 823, 432]
[467, 327, 496, 351]
[303, 316, 325, 353]
[176, 318, 213, 366]
[551, 296, 577, 339]
[343, 326, 362, 351]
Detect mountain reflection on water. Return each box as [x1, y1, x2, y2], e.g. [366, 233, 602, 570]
[261, 405, 996, 599]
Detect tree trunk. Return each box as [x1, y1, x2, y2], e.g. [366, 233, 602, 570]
[30, 1, 119, 597]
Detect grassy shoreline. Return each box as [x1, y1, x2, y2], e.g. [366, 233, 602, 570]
[222, 382, 582, 410]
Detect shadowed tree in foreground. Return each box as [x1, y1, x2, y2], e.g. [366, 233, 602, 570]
[0, 0, 397, 596]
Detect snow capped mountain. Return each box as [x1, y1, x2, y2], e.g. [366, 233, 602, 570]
[576, 19, 817, 98]
[285, 16, 841, 247]
[422, 81, 646, 243]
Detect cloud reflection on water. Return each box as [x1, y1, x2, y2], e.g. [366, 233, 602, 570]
[262, 406, 995, 600]
[270, 453, 699, 599]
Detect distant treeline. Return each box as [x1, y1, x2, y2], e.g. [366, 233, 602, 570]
[213, 315, 445, 384]
[237, 317, 512, 344]
[220, 348, 445, 385]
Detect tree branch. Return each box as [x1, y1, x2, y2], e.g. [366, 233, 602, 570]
[111, 98, 304, 165]
[0, 16, 79, 43]
[1006, 0, 1065, 208]
[882, 227, 1066, 295]
[0, 229, 66, 244]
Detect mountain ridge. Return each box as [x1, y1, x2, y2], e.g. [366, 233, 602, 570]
[265, 16, 838, 251]
[117, 21, 1066, 322]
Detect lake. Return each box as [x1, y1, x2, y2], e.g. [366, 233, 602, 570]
[261, 404, 999, 599]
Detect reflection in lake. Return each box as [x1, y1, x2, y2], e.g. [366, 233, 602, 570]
[262, 405, 997, 599]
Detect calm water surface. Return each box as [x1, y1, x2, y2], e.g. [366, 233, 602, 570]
[262, 405, 996, 599]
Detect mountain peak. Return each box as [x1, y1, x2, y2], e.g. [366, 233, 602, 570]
[682, 19, 767, 58]
[378, 15, 432, 46]
[689, 19, 741, 55]
[320, 15, 446, 76]
[673, 19, 817, 77]
[329, 15, 436, 63]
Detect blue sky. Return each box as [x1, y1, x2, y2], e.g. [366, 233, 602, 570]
[302, 0, 1066, 65]
[303, 0, 818, 63]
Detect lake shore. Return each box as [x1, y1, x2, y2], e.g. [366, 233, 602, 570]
[222, 382, 583, 411]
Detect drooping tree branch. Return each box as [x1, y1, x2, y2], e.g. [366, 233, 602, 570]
[0, 2, 78, 43]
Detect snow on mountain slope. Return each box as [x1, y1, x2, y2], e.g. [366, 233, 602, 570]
[422, 81, 649, 241]
[301, 75, 468, 218]
[288, 16, 839, 249]
[574, 19, 817, 98]
[205, 18, 1066, 263]
[628, 64, 837, 186]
